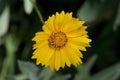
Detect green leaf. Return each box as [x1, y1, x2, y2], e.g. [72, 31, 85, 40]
[91, 63, 120, 80]
[13, 75, 27, 80]
[38, 68, 55, 80]
[74, 55, 97, 80]
[113, 2, 120, 31]
[0, 0, 8, 14]
[77, 0, 118, 23]
[4, 34, 20, 75]
[77, 1, 100, 22]
[0, 37, 3, 45]
[18, 60, 39, 80]
[52, 74, 71, 80]
[0, 6, 10, 37]
[23, 0, 35, 15]
[5, 35, 19, 56]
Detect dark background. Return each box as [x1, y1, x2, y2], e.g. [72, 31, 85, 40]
[0, 0, 120, 80]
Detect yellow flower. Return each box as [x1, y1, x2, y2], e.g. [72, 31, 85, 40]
[32, 11, 91, 71]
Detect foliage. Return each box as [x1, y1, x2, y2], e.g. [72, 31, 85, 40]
[0, 0, 120, 80]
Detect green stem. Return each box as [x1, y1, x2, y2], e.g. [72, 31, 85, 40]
[0, 57, 9, 80]
[30, 0, 44, 24]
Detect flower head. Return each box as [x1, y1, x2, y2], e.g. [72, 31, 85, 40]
[32, 11, 91, 71]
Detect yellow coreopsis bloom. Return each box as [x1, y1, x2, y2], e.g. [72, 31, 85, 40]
[32, 11, 91, 71]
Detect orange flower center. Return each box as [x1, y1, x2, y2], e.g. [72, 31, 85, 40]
[48, 31, 68, 50]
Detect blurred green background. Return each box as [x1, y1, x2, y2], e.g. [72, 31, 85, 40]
[0, 0, 120, 80]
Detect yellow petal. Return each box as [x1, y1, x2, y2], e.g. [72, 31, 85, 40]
[42, 15, 55, 34]
[62, 19, 85, 33]
[64, 44, 82, 66]
[55, 50, 61, 71]
[32, 44, 54, 66]
[67, 42, 83, 58]
[32, 41, 47, 50]
[54, 11, 65, 26]
[60, 50, 65, 68]
[32, 32, 49, 42]
[67, 26, 88, 38]
[49, 52, 55, 70]
[61, 48, 71, 67]
[69, 37, 91, 48]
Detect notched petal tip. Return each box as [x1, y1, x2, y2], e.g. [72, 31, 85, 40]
[56, 12, 59, 15]
[61, 11, 65, 15]
[55, 67, 60, 71]
[36, 62, 40, 65]
[31, 56, 36, 59]
[80, 21, 85, 25]
[88, 39, 92, 43]
[32, 37, 35, 41]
